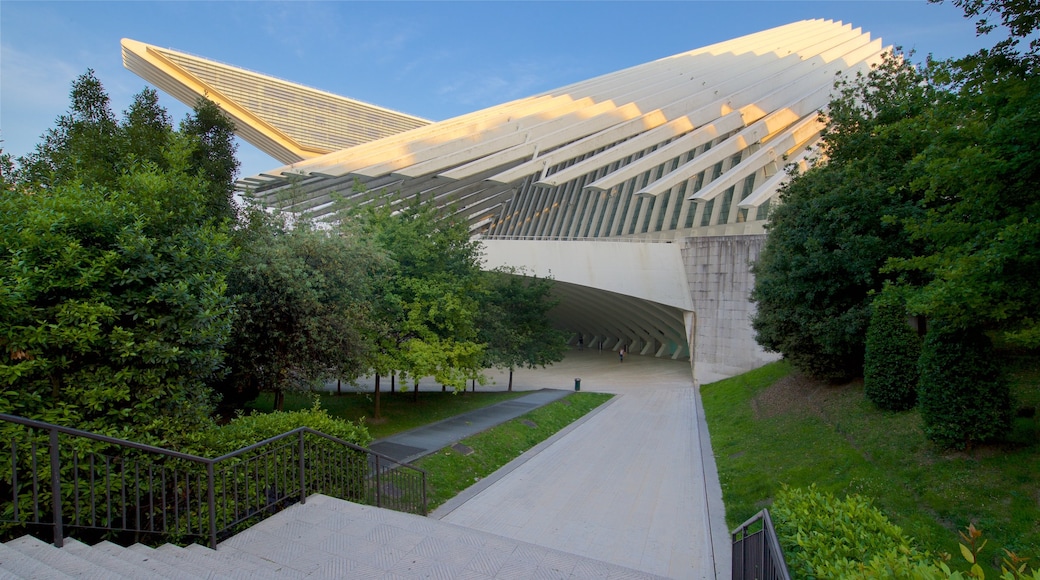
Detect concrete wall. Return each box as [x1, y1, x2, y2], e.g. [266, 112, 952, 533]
[480, 236, 780, 384]
[682, 235, 780, 385]
[480, 239, 693, 311]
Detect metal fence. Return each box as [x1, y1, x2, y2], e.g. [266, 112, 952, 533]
[731, 510, 791, 580]
[0, 413, 426, 549]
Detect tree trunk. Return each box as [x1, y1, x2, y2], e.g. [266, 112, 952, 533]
[50, 374, 61, 401]
[337, 378, 341, 395]
[391, 373, 396, 393]
[471, 378, 476, 392]
[374, 374, 381, 419]
[413, 381, 419, 402]
[508, 369, 513, 392]
[275, 388, 284, 411]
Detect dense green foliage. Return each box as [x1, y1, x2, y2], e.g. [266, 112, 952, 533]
[772, 485, 932, 579]
[772, 485, 1040, 579]
[1, 72, 236, 444]
[753, 0, 1040, 385]
[220, 209, 388, 411]
[863, 291, 921, 411]
[3, 70, 567, 441]
[352, 194, 486, 397]
[917, 324, 1012, 449]
[199, 400, 372, 454]
[883, 64, 1040, 351]
[750, 54, 930, 381]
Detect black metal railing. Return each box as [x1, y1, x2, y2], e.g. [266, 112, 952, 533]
[732, 510, 791, 580]
[0, 413, 426, 549]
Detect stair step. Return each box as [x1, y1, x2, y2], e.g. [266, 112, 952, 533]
[3, 536, 120, 580]
[138, 544, 236, 579]
[183, 544, 295, 580]
[179, 543, 291, 578]
[94, 541, 198, 579]
[0, 538, 74, 579]
[63, 538, 169, 579]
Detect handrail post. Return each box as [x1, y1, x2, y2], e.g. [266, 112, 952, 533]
[375, 455, 381, 508]
[48, 427, 63, 548]
[421, 471, 427, 515]
[298, 430, 306, 505]
[207, 462, 217, 549]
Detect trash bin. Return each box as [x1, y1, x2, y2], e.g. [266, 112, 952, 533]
[574, 378, 581, 391]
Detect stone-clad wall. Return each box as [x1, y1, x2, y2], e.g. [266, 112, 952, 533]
[682, 235, 780, 385]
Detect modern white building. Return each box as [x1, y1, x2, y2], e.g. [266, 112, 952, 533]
[124, 19, 888, 384]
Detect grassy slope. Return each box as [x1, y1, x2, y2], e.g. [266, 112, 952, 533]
[702, 358, 1040, 566]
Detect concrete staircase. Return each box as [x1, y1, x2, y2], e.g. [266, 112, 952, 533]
[0, 534, 296, 579]
[0, 494, 667, 579]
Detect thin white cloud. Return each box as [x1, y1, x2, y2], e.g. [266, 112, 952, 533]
[1, 44, 81, 113]
[435, 57, 565, 109]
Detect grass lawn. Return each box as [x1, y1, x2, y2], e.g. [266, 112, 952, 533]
[247, 389, 530, 439]
[702, 355, 1040, 571]
[414, 392, 613, 510]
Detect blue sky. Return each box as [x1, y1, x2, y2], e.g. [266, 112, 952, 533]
[2, 1, 994, 178]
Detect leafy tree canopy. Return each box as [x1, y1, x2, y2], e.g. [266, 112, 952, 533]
[751, 54, 932, 380]
[351, 194, 486, 393]
[477, 268, 567, 390]
[0, 71, 238, 445]
[221, 208, 388, 411]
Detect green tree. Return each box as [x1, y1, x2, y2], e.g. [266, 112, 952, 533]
[750, 54, 934, 381]
[180, 97, 240, 224]
[884, 62, 1040, 349]
[16, 69, 120, 188]
[222, 208, 387, 412]
[353, 194, 485, 408]
[863, 290, 922, 411]
[917, 323, 1012, 449]
[477, 268, 567, 391]
[0, 72, 237, 444]
[0, 150, 233, 444]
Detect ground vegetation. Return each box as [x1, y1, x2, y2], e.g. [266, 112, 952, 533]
[702, 360, 1040, 577]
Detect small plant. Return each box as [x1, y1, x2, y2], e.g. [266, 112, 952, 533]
[952, 523, 1040, 580]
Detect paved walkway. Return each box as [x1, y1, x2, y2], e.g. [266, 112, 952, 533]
[295, 350, 728, 578]
[431, 351, 727, 579]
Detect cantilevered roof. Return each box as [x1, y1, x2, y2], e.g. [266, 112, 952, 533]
[121, 38, 430, 164]
[237, 19, 887, 240]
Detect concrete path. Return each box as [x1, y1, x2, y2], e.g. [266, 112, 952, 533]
[430, 351, 729, 579]
[328, 349, 728, 579]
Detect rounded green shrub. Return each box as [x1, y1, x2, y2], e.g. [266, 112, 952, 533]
[864, 292, 921, 411]
[196, 399, 372, 455]
[771, 484, 933, 579]
[917, 323, 1012, 449]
